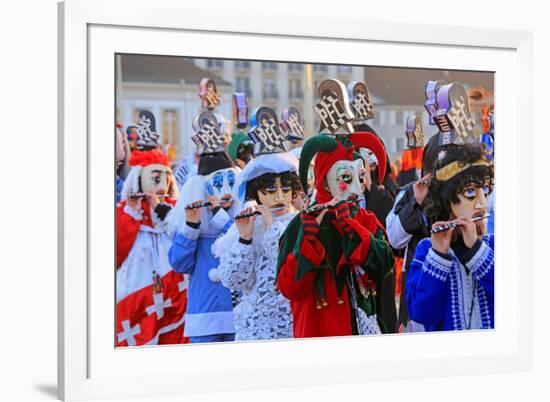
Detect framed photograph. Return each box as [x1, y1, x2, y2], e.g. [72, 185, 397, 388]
[58, 0, 533, 400]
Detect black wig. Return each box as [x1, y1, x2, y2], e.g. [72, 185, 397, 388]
[245, 171, 302, 204]
[424, 143, 493, 222]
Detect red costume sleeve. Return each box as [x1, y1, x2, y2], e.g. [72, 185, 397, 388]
[277, 252, 317, 301]
[116, 203, 141, 268]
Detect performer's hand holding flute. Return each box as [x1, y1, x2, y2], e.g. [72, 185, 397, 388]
[185, 196, 221, 225]
[430, 213, 490, 255]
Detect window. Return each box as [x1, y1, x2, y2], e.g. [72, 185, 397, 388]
[388, 110, 397, 125]
[262, 62, 277, 71]
[313, 64, 328, 72]
[288, 63, 303, 72]
[206, 59, 223, 69]
[161, 109, 178, 150]
[395, 110, 403, 125]
[235, 77, 251, 97]
[338, 65, 353, 74]
[235, 61, 251, 69]
[395, 138, 406, 153]
[289, 78, 303, 99]
[263, 79, 278, 100]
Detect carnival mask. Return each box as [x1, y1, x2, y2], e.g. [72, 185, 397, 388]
[450, 177, 492, 235]
[140, 164, 173, 195]
[257, 176, 293, 216]
[358, 148, 379, 173]
[326, 159, 366, 200]
[204, 167, 237, 208]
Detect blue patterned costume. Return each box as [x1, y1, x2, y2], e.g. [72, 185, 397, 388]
[406, 234, 494, 331]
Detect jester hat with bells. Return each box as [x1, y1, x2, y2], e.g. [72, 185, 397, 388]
[299, 132, 387, 205]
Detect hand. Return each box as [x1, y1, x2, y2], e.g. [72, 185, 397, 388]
[430, 221, 454, 255]
[454, 216, 478, 248]
[126, 194, 143, 213]
[185, 200, 202, 224]
[207, 195, 220, 211]
[256, 204, 273, 229]
[334, 198, 352, 233]
[235, 207, 256, 240]
[413, 173, 431, 206]
[147, 192, 160, 209]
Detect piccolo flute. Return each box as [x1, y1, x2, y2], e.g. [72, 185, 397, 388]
[418, 177, 432, 186]
[184, 201, 212, 210]
[234, 205, 288, 220]
[304, 195, 363, 216]
[431, 213, 491, 234]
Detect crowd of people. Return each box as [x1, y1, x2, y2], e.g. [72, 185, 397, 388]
[114, 76, 495, 347]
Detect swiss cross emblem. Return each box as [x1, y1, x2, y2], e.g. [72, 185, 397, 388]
[117, 320, 141, 346]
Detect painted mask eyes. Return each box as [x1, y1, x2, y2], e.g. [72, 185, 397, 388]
[265, 184, 278, 194]
[212, 173, 224, 190]
[227, 171, 236, 188]
[337, 172, 353, 184]
[151, 172, 162, 185]
[462, 187, 478, 200]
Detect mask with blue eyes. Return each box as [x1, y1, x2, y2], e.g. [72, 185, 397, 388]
[204, 168, 238, 202]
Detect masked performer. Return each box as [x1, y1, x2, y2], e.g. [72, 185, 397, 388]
[116, 111, 187, 346]
[276, 132, 396, 337]
[397, 115, 424, 187]
[386, 81, 475, 331]
[168, 110, 239, 343]
[406, 143, 494, 330]
[213, 107, 300, 340]
[347, 80, 399, 333]
[276, 79, 394, 337]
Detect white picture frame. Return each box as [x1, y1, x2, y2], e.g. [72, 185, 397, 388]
[58, 0, 533, 400]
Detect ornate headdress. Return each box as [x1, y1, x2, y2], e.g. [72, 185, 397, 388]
[314, 79, 355, 134]
[191, 111, 226, 155]
[405, 114, 424, 148]
[424, 80, 446, 126]
[199, 78, 221, 110]
[248, 107, 288, 155]
[280, 107, 305, 144]
[127, 110, 170, 167]
[432, 82, 478, 146]
[232, 92, 249, 130]
[348, 81, 375, 124]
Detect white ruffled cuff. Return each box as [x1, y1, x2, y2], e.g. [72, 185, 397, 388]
[123, 204, 143, 221]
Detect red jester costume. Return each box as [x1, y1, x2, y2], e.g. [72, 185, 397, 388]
[276, 132, 395, 338]
[115, 111, 188, 346]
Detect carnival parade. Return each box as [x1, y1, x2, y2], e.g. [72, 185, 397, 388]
[114, 57, 495, 346]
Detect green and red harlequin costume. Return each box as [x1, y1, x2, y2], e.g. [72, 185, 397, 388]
[276, 133, 395, 338]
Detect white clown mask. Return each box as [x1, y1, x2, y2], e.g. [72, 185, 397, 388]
[326, 159, 367, 200]
[204, 167, 238, 206]
[140, 163, 173, 195]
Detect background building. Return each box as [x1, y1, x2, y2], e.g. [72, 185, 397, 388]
[117, 54, 493, 162]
